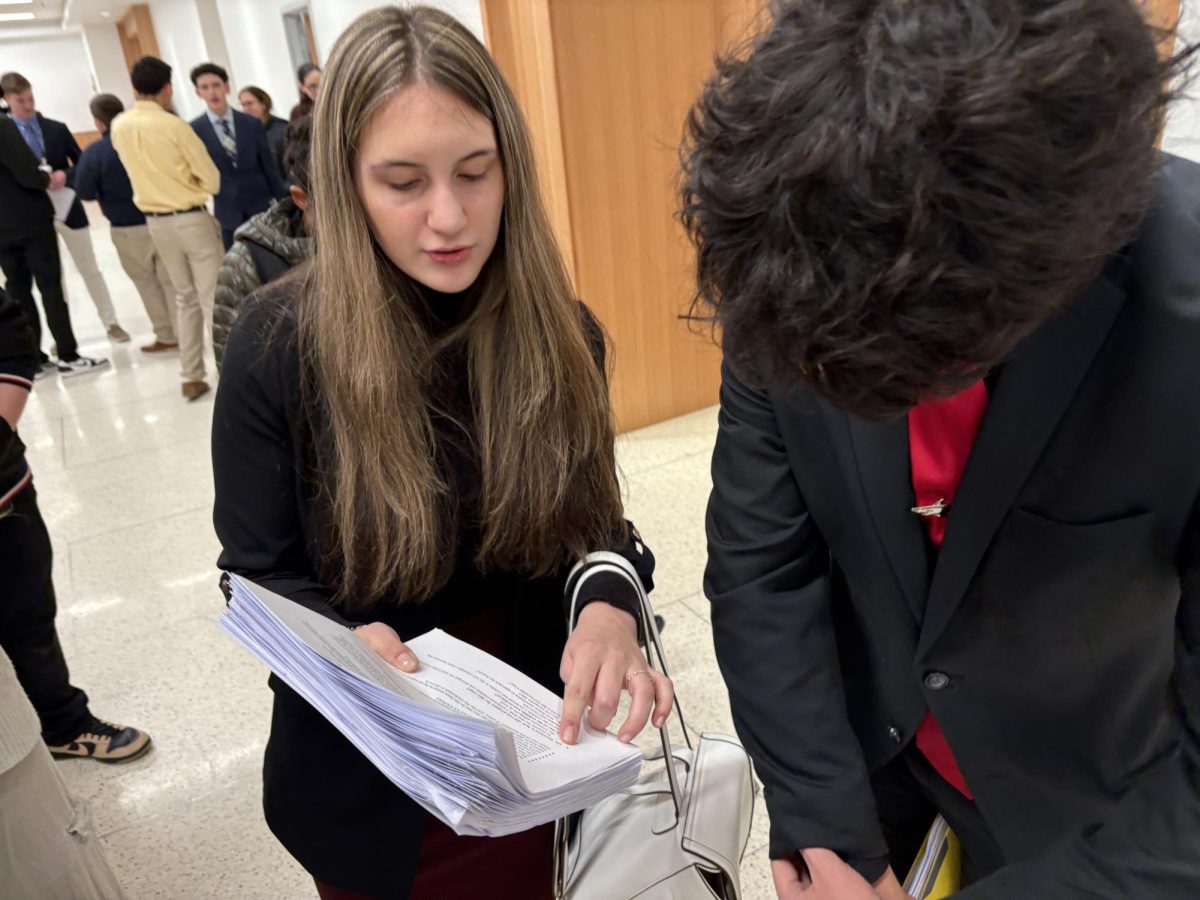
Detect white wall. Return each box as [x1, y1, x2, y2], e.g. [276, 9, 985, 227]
[1163, 1, 1200, 164]
[214, 0, 484, 123]
[0, 33, 97, 131]
[82, 22, 136, 112]
[147, 0, 211, 120]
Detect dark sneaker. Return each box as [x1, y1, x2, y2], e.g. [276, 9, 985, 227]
[34, 360, 58, 381]
[57, 355, 110, 378]
[47, 717, 152, 763]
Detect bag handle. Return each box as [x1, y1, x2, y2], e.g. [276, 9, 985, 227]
[556, 553, 694, 897]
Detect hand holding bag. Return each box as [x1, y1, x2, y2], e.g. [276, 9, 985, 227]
[555, 552, 756, 899]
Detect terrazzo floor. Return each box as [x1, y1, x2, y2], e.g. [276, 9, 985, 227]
[11, 206, 778, 899]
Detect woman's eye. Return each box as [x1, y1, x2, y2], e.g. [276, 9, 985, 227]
[388, 181, 420, 193]
[459, 171, 487, 183]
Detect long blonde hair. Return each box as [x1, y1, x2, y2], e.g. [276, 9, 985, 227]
[301, 5, 625, 609]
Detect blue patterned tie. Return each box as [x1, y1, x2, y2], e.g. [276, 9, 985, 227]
[217, 117, 237, 167]
[17, 118, 45, 162]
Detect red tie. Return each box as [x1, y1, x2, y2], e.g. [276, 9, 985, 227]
[907, 380, 988, 799]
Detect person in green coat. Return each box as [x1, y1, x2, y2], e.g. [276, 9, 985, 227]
[213, 116, 313, 369]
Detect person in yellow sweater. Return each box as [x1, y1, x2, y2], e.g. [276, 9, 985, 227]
[111, 56, 223, 402]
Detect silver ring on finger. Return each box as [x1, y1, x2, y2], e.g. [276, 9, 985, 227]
[625, 669, 654, 686]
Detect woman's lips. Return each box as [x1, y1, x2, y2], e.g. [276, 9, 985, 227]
[425, 247, 471, 265]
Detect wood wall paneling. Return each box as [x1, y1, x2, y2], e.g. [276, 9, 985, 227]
[481, 0, 576, 278]
[548, 0, 761, 430]
[73, 130, 101, 150]
[484, 1, 765, 429]
[117, 4, 161, 71]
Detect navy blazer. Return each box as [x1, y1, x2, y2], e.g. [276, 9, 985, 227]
[190, 109, 286, 230]
[34, 113, 87, 229]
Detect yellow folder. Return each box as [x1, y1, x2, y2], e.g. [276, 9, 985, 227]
[903, 815, 962, 899]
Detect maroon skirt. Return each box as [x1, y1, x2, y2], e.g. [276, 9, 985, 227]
[316, 606, 555, 900]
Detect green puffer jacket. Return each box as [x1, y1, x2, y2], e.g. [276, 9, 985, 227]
[213, 196, 312, 369]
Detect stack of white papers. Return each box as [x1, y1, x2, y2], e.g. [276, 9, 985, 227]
[219, 574, 643, 837]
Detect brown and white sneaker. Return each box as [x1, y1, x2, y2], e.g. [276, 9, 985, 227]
[47, 716, 152, 763]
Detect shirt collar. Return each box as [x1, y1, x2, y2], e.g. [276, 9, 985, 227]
[206, 107, 233, 129]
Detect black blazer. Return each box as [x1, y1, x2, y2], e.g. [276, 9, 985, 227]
[705, 154, 1200, 898]
[35, 113, 87, 229]
[0, 115, 53, 241]
[190, 110, 285, 230]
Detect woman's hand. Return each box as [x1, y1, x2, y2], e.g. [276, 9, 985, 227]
[353, 621, 420, 672]
[558, 601, 674, 745]
[773, 853, 912, 900]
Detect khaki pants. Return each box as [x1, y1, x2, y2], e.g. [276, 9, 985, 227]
[109, 224, 178, 344]
[0, 743, 128, 900]
[54, 220, 118, 329]
[144, 210, 224, 383]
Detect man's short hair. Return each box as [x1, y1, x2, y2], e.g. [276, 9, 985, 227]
[189, 63, 229, 86]
[681, 0, 1196, 420]
[130, 57, 173, 96]
[283, 115, 312, 194]
[0, 71, 31, 98]
[89, 94, 125, 128]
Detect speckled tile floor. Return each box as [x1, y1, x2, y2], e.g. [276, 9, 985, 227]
[12, 207, 773, 899]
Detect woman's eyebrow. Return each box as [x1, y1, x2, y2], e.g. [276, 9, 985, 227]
[370, 148, 497, 170]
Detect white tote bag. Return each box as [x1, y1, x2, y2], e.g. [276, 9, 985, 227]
[555, 552, 756, 899]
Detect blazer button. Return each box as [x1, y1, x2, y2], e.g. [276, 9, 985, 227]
[924, 672, 951, 691]
[888, 726, 903, 744]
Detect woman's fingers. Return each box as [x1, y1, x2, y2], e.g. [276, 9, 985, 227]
[585, 659, 624, 733]
[617, 669, 656, 742]
[651, 670, 675, 730]
[559, 652, 599, 745]
[353, 622, 420, 672]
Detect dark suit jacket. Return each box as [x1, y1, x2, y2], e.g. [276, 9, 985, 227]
[0, 115, 53, 241]
[34, 113, 87, 229]
[705, 154, 1200, 897]
[190, 109, 285, 230]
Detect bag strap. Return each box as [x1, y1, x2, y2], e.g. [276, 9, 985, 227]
[566, 551, 695, 754]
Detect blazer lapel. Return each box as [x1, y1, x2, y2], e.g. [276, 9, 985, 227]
[838, 412, 931, 624]
[916, 272, 1129, 658]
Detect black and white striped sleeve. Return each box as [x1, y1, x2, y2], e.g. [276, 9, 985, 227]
[563, 521, 656, 630]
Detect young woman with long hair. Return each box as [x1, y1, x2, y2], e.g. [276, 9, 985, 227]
[212, 7, 671, 899]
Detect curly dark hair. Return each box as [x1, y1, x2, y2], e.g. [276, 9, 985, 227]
[282, 115, 311, 194]
[681, 0, 1194, 420]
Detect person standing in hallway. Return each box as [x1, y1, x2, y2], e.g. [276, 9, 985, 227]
[683, 1, 1200, 897]
[74, 94, 179, 354]
[112, 56, 224, 402]
[0, 72, 130, 344]
[213, 114, 313, 369]
[289, 62, 321, 122]
[213, 9, 671, 897]
[189, 63, 286, 250]
[0, 116, 107, 378]
[238, 85, 289, 180]
[0, 643, 129, 900]
[0, 284, 151, 767]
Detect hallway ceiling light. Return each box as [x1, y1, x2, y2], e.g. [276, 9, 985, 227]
[0, 12, 35, 20]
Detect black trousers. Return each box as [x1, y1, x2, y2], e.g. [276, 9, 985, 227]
[0, 486, 91, 743]
[871, 744, 1006, 887]
[0, 227, 79, 362]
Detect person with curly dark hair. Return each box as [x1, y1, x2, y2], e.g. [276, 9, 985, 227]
[683, 1, 1200, 897]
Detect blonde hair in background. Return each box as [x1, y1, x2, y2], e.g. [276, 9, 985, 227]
[302, 4, 626, 609]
